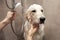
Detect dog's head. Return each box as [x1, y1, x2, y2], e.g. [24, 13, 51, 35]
[24, 4, 45, 24]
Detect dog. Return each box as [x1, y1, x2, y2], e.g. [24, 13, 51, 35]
[23, 4, 45, 40]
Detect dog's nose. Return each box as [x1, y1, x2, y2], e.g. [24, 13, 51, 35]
[40, 17, 45, 21]
[40, 17, 46, 24]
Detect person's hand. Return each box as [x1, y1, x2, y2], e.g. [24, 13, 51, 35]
[26, 24, 38, 40]
[28, 24, 38, 36]
[5, 11, 16, 23]
[0, 11, 16, 30]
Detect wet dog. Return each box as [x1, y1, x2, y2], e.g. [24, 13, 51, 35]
[24, 4, 45, 40]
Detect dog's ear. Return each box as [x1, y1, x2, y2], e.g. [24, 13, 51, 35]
[24, 10, 31, 21]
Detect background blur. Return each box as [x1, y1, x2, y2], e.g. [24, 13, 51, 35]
[0, 0, 60, 40]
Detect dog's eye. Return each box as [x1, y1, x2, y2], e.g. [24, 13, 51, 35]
[41, 10, 43, 12]
[32, 10, 36, 12]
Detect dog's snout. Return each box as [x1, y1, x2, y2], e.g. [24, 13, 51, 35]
[40, 17, 45, 24]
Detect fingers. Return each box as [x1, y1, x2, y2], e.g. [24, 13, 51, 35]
[5, 11, 16, 22]
[11, 11, 16, 20]
[7, 11, 16, 18]
[28, 25, 38, 36]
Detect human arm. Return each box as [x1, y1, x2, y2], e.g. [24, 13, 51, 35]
[0, 11, 15, 30]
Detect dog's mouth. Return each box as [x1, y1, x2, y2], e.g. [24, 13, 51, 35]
[32, 17, 45, 27]
[32, 20, 45, 28]
[33, 23, 39, 28]
[39, 20, 45, 24]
